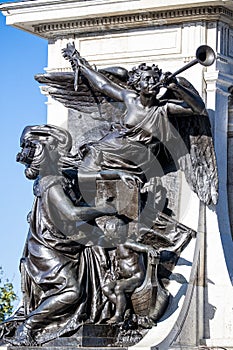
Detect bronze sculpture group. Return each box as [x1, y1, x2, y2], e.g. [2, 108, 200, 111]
[0, 43, 218, 347]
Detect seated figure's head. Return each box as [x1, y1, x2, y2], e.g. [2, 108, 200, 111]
[16, 124, 72, 180]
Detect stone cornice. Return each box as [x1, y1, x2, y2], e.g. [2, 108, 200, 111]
[32, 6, 233, 38]
[1, 1, 233, 39]
[0, 0, 91, 10]
[2, 0, 233, 11]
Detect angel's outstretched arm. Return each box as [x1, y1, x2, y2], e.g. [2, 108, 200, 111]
[63, 44, 128, 102]
[80, 61, 129, 102]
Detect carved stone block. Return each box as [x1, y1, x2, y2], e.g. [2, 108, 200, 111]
[96, 179, 140, 220]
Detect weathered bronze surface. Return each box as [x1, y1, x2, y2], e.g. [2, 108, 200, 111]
[0, 44, 217, 347]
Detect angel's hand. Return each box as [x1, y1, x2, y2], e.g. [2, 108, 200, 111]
[62, 43, 78, 59]
[119, 172, 143, 189]
[62, 43, 82, 68]
[161, 71, 178, 86]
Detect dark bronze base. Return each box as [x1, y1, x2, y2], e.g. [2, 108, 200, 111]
[7, 348, 126, 350]
[5, 324, 120, 348]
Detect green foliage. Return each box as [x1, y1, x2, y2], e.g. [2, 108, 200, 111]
[0, 267, 17, 322]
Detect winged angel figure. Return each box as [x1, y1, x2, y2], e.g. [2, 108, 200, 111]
[36, 43, 218, 206]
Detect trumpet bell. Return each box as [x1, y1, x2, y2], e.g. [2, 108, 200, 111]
[196, 45, 216, 67]
[158, 45, 216, 83]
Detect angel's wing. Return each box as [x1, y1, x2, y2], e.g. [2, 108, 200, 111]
[35, 42, 129, 123]
[163, 77, 218, 205]
[35, 68, 128, 123]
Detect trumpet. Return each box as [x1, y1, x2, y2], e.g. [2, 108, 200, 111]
[158, 45, 216, 86]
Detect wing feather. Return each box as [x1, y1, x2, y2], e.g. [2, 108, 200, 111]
[165, 77, 218, 205]
[35, 70, 127, 122]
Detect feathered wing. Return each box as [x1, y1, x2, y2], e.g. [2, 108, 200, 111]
[164, 77, 218, 205]
[35, 67, 128, 123]
[173, 114, 218, 205]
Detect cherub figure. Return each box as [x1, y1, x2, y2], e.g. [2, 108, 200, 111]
[101, 218, 158, 324]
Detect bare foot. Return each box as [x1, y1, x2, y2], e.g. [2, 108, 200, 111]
[107, 315, 124, 324]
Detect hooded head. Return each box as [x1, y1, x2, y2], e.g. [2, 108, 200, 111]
[16, 124, 72, 179]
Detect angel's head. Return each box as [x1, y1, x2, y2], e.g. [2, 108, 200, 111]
[128, 63, 162, 95]
[16, 124, 72, 180]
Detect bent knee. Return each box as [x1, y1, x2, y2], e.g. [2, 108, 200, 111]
[62, 287, 80, 304]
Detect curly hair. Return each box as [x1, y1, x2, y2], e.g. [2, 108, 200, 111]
[127, 63, 162, 91]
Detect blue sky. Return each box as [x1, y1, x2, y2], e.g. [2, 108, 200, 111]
[0, 1, 48, 296]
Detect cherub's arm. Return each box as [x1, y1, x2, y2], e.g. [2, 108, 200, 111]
[124, 239, 158, 258]
[48, 184, 116, 222]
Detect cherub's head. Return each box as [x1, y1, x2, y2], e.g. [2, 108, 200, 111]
[128, 63, 162, 95]
[16, 124, 72, 180]
[104, 216, 129, 244]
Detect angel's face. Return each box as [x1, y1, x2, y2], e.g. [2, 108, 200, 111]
[139, 70, 160, 95]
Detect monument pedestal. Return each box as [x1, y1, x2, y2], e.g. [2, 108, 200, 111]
[3, 347, 233, 350]
[1, 325, 121, 349]
[46, 325, 119, 348]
